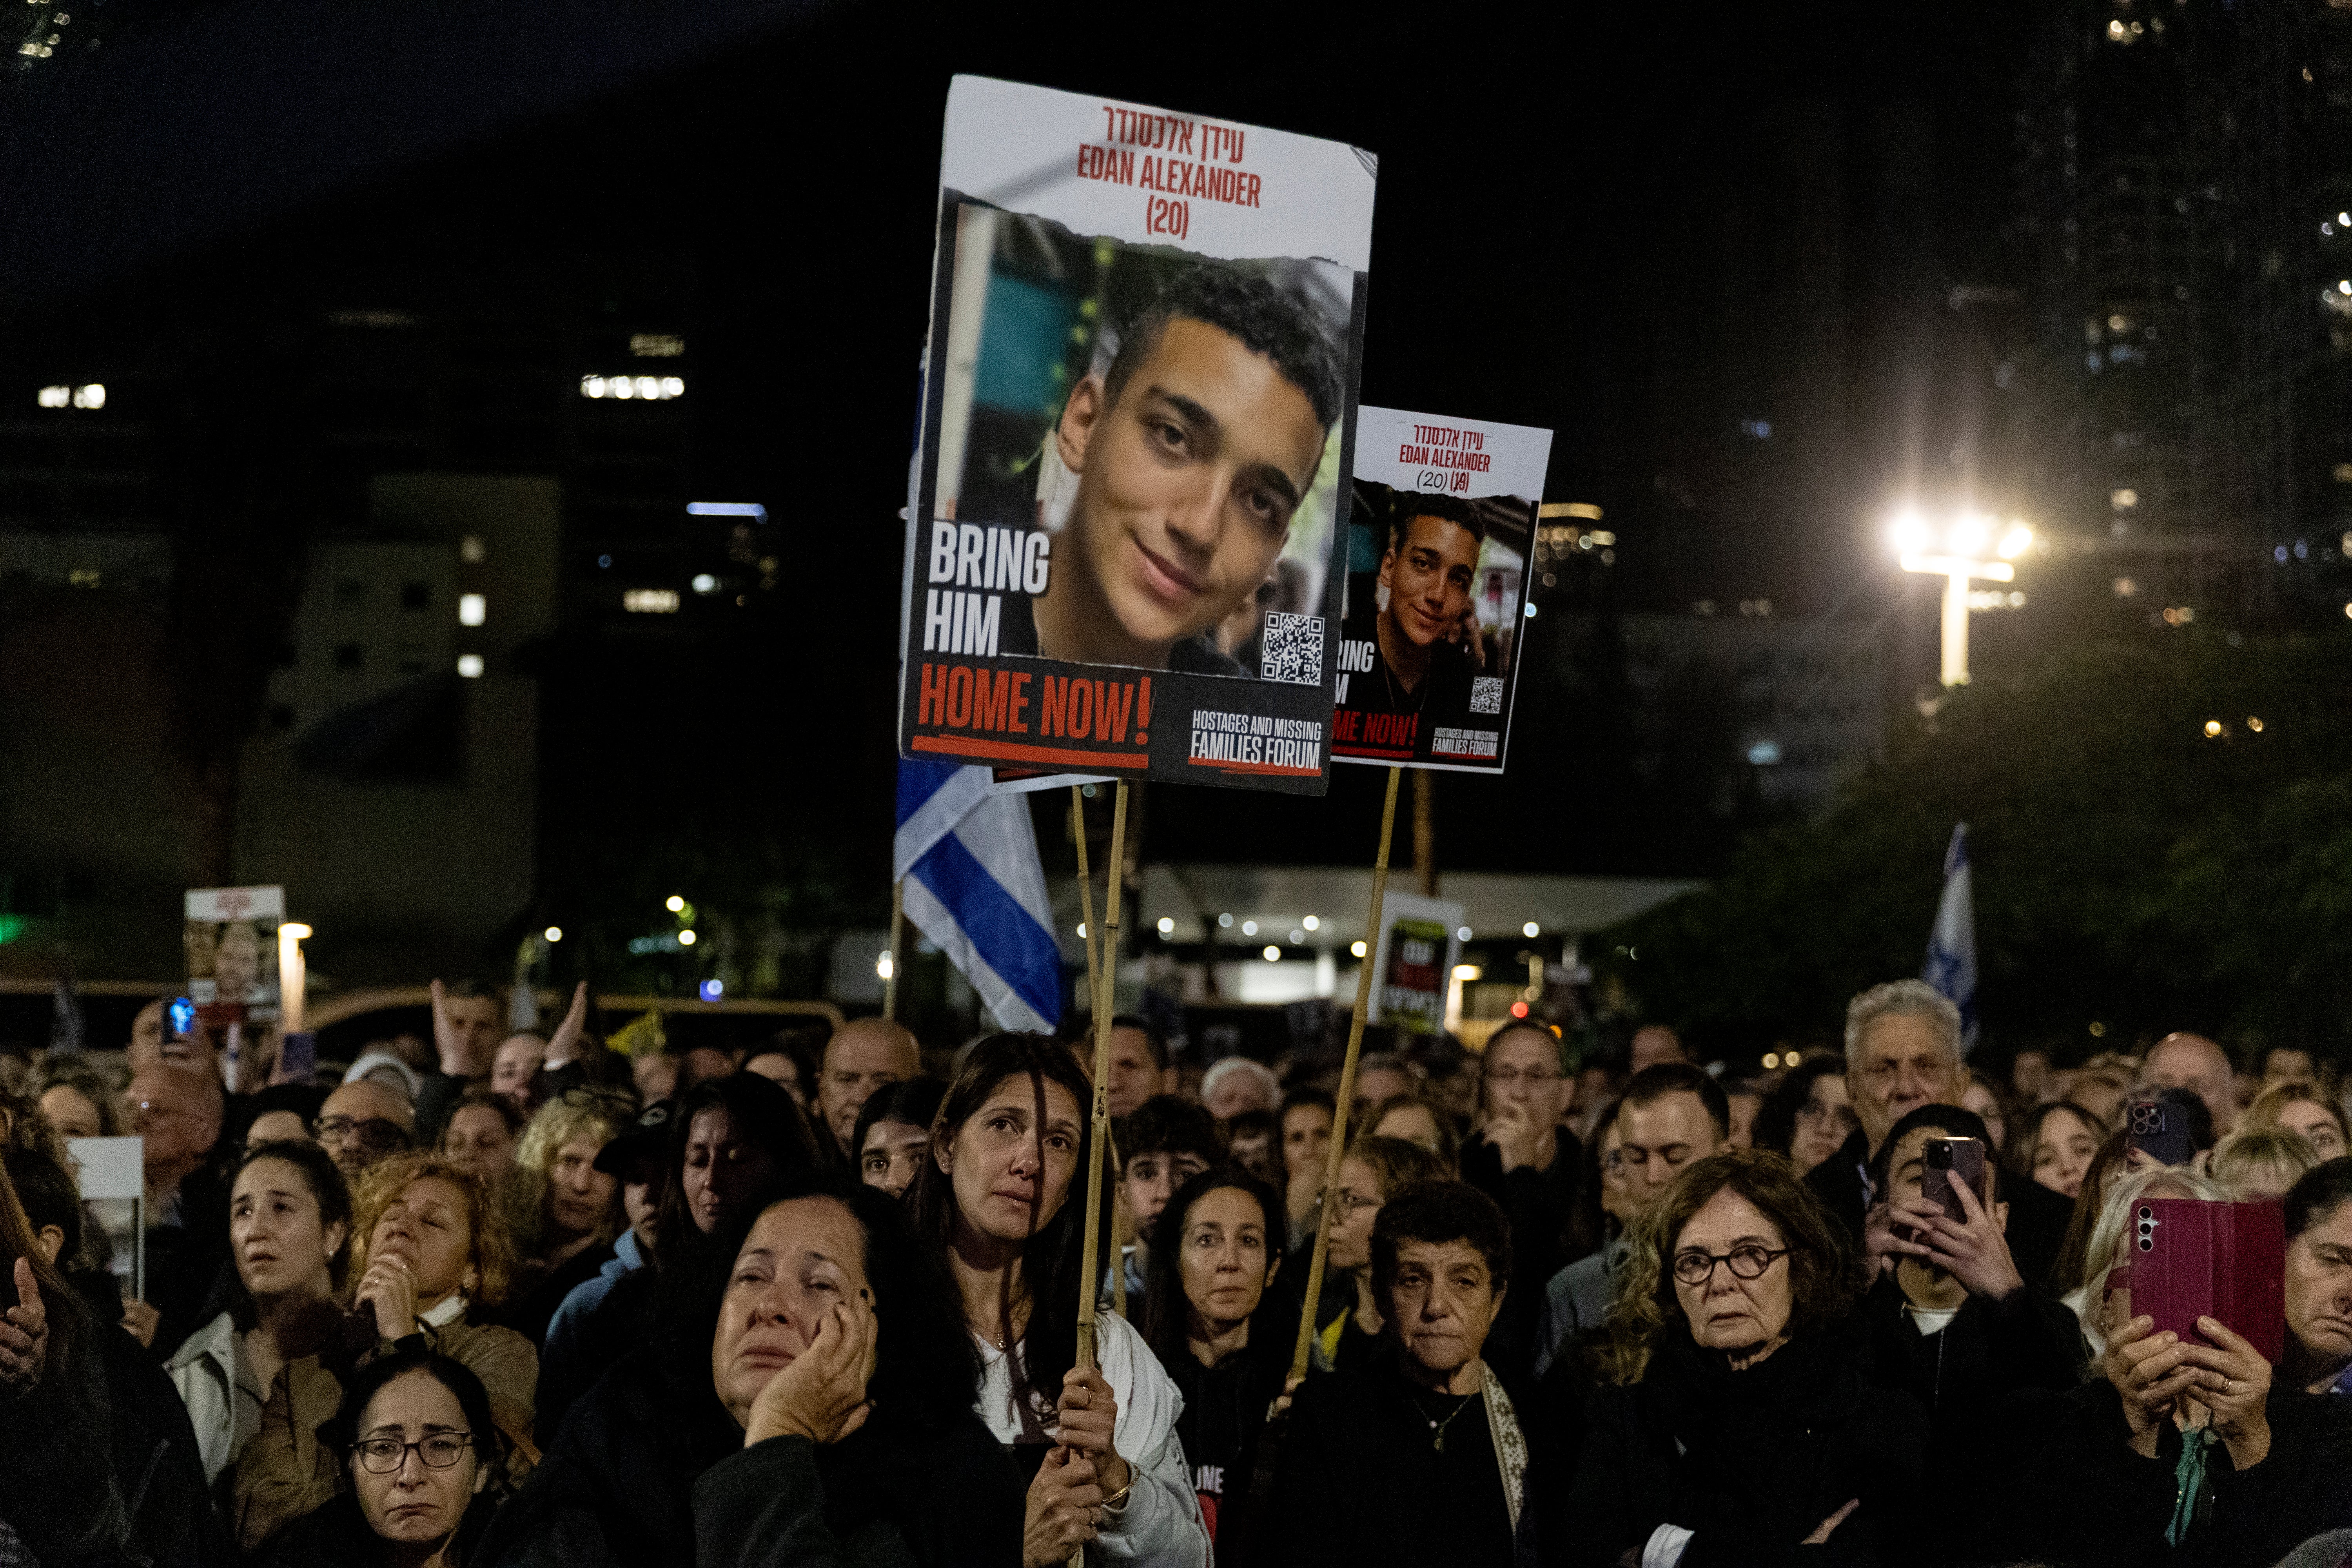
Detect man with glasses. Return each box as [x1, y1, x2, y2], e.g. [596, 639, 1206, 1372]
[1534, 1062, 1728, 1377]
[1461, 1023, 1581, 1385]
[128, 1063, 232, 1358]
[314, 1078, 416, 1182]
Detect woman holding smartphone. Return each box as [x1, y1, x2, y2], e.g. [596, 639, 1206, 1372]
[908, 1034, 1208, 1568]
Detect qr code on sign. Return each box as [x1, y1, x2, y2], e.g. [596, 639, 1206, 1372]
[1258, 612, 1325, 685]
[1470, 677, 1504, 715]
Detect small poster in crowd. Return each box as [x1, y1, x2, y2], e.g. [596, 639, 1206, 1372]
[184, 885, 283, 1014]
[67, 1134, 144, 1303]
[897, 76, 1377, 794]
[1332, 407, 1552, 771]
[1366, 891, 1465, 1036]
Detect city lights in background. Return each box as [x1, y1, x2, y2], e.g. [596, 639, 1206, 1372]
[1452, 964, 1482, 981]
[1302, 915, 1320, 931]
[666, 895, 686, 913]
[543, 926, 563, 942]
[36, 383, 105, 409]
[455, 654, 484, 679]
[875, 951, 894, 981]
[686, 502, 769, 523]
[699, 979, 724, 1000]
[457, 593, 486, 626]
[1523, 922, 1540, 937]
[677, 928, 697, 946]
[622, 588, 680, 613]
[1455, 926, 1472, 941]
[579, 374, 683, 400]
[1156, 916, 1174, 935]
[691, 574, 719, 594]
[1350, 940, 1368, 958]
[630, 334, 685, 357]
[1890, 505, 2037, 686]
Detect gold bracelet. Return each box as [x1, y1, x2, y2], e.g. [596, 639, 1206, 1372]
[1100, 1477, 1134, 1514]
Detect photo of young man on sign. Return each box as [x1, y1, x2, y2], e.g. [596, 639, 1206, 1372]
[1332, 407, 1551, 772]
[900, 77, 1374, 792]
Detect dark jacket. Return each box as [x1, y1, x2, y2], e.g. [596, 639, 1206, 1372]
[1263, 1345, 1522, 1568]
[0, 1303, 130, 1568]
[495, 1240, 615, 1351]
[249, 1490, 496, 1568]
[1460, 1135, 1580, 1392]
[2008, 1379, 2352, 1568]
[1161, 1328, 1292, 1563]
[530, 1261, 654, 1446]
[1561, 1323, 1928, 1568]
[477, 1348, 1023, 1568]
[1857, 1276, 2081, 1564]
[2001, 1176, 2075, 1296]
[91, 1308, 229, 1568]
[146, 1165, 235, 1363]
[1804, 1128, 1874, 1247]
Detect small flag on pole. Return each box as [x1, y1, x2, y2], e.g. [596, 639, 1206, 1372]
[1922, 823, 1978, 1054]
[894, 760, 1063, 1034]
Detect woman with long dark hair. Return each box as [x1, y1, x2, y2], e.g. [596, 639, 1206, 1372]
[0, 1142, 129, 1568]
[532, 1073, 819, 1443]
[1138, 1166, 1290, 1559]
[477, 1171, 1023, 1566]
[908, 1033, 1208, 1566]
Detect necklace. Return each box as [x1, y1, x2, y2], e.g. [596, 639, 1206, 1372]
[1414, 1389, 1478, 1452]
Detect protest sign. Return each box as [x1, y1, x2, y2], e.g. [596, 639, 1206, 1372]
[185, 885, 283, 1084]
[898, 76, 1376, 794]
[69, 1134, 144, 1303]
[1365, 890, 1465, 1036]
[1333, 407, 1551, 771]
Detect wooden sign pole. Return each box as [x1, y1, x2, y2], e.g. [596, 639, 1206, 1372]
[1073, 781, 1129, 1380]
[1290, 765, 1403, 1381]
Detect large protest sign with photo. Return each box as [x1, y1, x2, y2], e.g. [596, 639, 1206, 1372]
[1333, 407, 1551, 771]
[897, 76, 1376, 794]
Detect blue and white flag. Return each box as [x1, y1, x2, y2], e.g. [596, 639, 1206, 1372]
[893, 759, 1063, 1034]
[1922, 823, 1978, 1054]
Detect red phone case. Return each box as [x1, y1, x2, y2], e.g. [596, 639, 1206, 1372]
[2131, 1198, 2285, 1363]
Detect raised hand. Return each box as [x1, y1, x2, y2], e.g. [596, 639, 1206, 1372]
[120, 1297, 160, 1349]
[546, 982, 592, 1068]
[1484, 1098, 1544, 1174]
[2179, 1317, 2272, 1468]
[744, 1298, 877, 1447]
[0, 1257, 49, 1392]
[2102, 1315, 2200, 1455]
[355, 1253, 420, 1342]
[1022, 1446, 1102, 1566]
[1861, 1193, 1944, 1279]
[1914, 1172, 2026, 1300]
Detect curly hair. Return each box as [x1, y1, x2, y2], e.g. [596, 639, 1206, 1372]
[509, 1089, 633, 1254]
[1597, 1148, 1857, 1387]
[348, 1151, 516, 1309]
[1104, 264, 1343, 430]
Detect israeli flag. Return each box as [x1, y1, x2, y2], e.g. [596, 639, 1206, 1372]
[894, 759, 1063, 1034]
[1922, 823, 1978, 1054]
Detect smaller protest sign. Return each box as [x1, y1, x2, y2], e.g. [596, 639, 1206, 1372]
[1365, 891, 1465, 1036]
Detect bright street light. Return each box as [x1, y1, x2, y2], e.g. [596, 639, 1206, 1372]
[1892, 506, 2034, 686]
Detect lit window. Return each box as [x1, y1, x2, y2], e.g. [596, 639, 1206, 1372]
[456, 653, 484, 679]
[72, 384, 104, 409]
[460, 535, 486, 563]
[35, 385, 69, 408]
[630, 334, 685, 357]
[458, 593, 486, 627]
[623, 588, 681, 613]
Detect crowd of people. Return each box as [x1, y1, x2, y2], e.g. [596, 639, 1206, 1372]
[3, 977, 2352, 1566]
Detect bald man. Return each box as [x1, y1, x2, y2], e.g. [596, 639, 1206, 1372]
[818, 1018, 920, 1158]
[127, 1063, 231, 1358]
[2142, 1032, 2239, 1137]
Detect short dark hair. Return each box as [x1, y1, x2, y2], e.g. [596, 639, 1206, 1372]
[1104, 265, 1344, 430]
[327, 1348, 502, 1476]
[1, 1148, 79, 1259]
[1621, 1062, 1731, 1140]
[1371, 1179, 1513, 1303]
[1281, 1086, 1336, 1120]
[1388, 494, 1488, 555]
[238, 1137, 356, 1242]
[2286, 1156, 2352, 1240]
[1118, 1094, 1221, 1168]
[1869, 1103, 2000, 1202]
[1061, 1014, 1169, 1071]
[849, 1076, 947, 1165]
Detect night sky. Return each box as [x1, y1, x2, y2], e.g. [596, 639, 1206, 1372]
[0, 0, 2040, 915]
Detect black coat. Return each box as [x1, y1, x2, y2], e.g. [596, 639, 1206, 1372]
[0, 1306, 129, 1568]
[476, 1347, 1023, 1568]
[89, 1307, 229, 1568]
[1561, 1323, 1928, 1568]
[2006, 1379, 2352, 1568]
[1857, 1277, 2082, 1564]
[1161, 1328, 1291, 1565]
[1461, 1136, 1581, 1393]
[250, 1490, 496, 1568]
[1263, 1347, 1523, 1568]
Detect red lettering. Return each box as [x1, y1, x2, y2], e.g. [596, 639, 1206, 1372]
[973, 669, 1010, 730]
[944, 666, 973, 728]
[1009, 673, 1032, 733]
[1101, 681, 1132, 742]
[918, 662, 948, 726]
[1066, 678, 1094, 739]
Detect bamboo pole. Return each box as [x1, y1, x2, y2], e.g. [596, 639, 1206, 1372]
[1072, 787, 1102, 1020]
[1073, 781, 1129, 1379]
[882, 878, 904, 1022]
[1291, 766, 1404, 1381]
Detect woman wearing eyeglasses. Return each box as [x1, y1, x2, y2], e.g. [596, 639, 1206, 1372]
[1561, 1149, 1927, 1568]
[250, 1349, 504, 1568]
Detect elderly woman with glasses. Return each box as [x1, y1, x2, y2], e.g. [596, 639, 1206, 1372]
[1563, 1149, 1927, 1568]
[249, 1349, 506, 1568]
